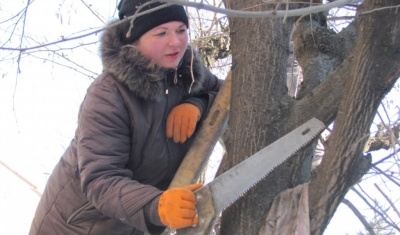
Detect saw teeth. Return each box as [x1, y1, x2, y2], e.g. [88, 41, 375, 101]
[217, 120, 325, 212]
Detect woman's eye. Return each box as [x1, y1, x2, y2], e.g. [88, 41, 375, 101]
[155, 32, 166, 36]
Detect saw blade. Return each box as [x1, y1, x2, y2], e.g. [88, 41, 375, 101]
[204, 118, 325, 214]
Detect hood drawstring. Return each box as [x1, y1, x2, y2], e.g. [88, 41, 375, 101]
[166, 49, 196, 95]
[188, 46, 196, 94]
[174, 68, 178, 85]
[188, 74, 195, 94]
[174, 66, 195, 95]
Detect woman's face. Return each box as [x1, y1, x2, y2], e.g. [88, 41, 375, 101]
[136, 21, 188, 68]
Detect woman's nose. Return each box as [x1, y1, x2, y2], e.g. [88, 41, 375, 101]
[168, 33, 181, 46]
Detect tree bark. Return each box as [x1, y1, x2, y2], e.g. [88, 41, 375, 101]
[220, 1, 296, 234]
[220, 0, 400, 234]
[308, 1, 400, 234]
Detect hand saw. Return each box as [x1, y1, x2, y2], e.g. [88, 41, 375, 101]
[176, 118, 325, 235]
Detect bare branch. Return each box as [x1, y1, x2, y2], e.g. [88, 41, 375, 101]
[371, 165, 400, 188]
[16, 0, 32, 74]
[374, 183, 400, 219]
[0, 0, 356, 55]
[342, 198, 377, 235]
[352, 186, 400, 232]
[79, 0, 106, 24]
[359, 4, 400, 15]
[162, 0, 355, 18]
[0, 27, 103, 53]
[28, 53, 98, 79]
[372, 147, 400, 166]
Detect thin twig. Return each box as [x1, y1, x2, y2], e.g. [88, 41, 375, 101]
[79, 0, 105, 24]
[1, 0, 354, 54]
[359, 4, 400, 15]
[162, 0, 353, 18]
[371, 166, 400, 188]
[1, 27, 104, 52]
[374, 183, 400, 219]
[352, 186, 400, 231]
[16, 0, 31, 73]
[342, 198, 377, 235]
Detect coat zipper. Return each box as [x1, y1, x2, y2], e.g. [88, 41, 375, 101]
[164, 68, 184, 179]
[163, 72, 174, 178]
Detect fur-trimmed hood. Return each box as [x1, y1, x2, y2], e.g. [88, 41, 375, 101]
[100, 20, 206, 101]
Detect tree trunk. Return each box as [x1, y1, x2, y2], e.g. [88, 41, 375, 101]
[220, 0, 400, 234]
[220, 1, 296, 234]
[308, 1, 400, 234]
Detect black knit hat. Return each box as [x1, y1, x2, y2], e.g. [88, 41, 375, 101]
[117, 0, 189, 43]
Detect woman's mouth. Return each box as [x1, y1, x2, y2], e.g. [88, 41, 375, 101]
[166, 52, 179, 59]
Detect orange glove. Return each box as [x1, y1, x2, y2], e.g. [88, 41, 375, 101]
[158, 183, 203, 229]
[166, 103, 201, 143]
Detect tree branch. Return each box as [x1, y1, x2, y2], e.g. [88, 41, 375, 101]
[16, 0, 32, 73]
[372, 147, 400, 166]
[0, 27, 103, 53]
[352, 186, 400, 232]
[374, 183, 400, 219]
[0, 0, 355, 55]
[79, 0, 106, 24]
[371, 166, 400, 188]
[163, 0, 355, 18]
[308, 0, 400, 233]
[342, 198, 377, 235]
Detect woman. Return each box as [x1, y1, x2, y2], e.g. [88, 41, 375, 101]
[29, 0, 221, 234]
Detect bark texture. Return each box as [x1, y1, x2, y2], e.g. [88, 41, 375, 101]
[308, 1, 400, 234]
[220, 1, 298, 234]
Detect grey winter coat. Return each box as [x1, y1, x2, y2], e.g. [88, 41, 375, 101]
[29, 20, 221, 235]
